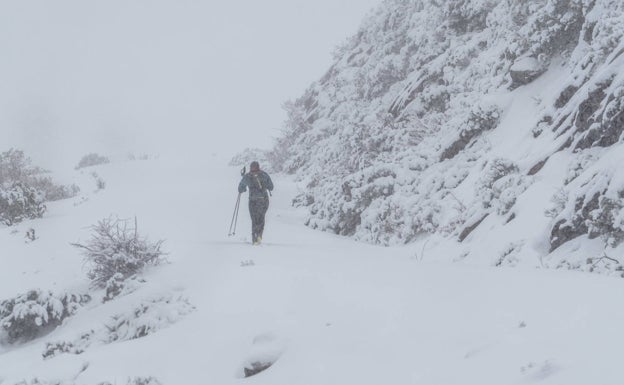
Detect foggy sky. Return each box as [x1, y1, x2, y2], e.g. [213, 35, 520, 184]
[0, 0, 380, 169]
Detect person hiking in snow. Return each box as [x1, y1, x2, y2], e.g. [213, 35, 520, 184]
[238, 161, 274, 245]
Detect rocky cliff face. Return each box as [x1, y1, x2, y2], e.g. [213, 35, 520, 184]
[268, 0, 624, 275]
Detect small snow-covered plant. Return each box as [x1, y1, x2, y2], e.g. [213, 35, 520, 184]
[0, 290, 90, 344]
[72, 217, 166, 288]
[126, 377, 163, 385]
[545, 189, 568, 218]
[75, 153, 110, 170]
[43, 295, 193, 360]
[476, 158, 529, 215]
[91, 172, 106, 191]
[105, 295, 194, 342]
[43, 330, 94, 359]
[0, 182, 46, 226]
[13, 379, 69, 385]
[95, 379, 162, 385]
[103, 273, 144, 303]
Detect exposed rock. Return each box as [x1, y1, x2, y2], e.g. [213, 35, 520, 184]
[509, 57, 546, 89]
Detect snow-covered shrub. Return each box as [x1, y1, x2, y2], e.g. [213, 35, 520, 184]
[103, 273, 144, 303]
[72, 217, 166, 288]
[0, 149, 77, 225]
[564, 153, 595, 184]
[306, 166, 396, 237]
[42, 331, 94, 359]
[550, 168, 624, 250]
[75, 153, 110, 170]
[105, 295, 194, 342]
[0, 149, 44, 184]
[477, 158, 530, 215]
[0, 150, 47, 225]
[441, 105, 501, 161]
[43, 295, 194, 359]
[13, 379, 69, 385]
[30, 176, 80, 201]
[0, 290, 90, 344]
[574, 76, 624, 150]
[0, 182, 46, 226]
[14, 377, 162, 385]
[545, 189, 568, 218]
[446, 0, 496, 34]
[125, 378, 163, 385]
[230, 148, 272, 172]
[126, 153, 154, 161]
[494, 241, 525, 267]
[91, 172, 106, 191]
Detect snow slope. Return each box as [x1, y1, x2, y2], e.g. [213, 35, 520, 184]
[1, 157, 624, 384]
[266, 0, 624, 275]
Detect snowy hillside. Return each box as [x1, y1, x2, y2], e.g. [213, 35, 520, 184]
[1, 158, 624, 384]
[268, 0, 624, 275]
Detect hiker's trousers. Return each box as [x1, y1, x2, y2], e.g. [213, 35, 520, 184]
[249, 196, 269, 241]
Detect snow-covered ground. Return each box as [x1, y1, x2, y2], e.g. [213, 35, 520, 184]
[1, 157, 624, 384]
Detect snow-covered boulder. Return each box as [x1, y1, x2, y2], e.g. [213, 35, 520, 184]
[509, 56, 546, 89]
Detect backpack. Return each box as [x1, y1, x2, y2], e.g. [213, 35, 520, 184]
[248, 172, 265, 194]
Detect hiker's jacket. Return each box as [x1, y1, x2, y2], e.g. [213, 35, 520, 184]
[238, 171, 274, 200]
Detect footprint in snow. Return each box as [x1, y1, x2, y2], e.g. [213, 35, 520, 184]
[240, 260, 255, 267]
[239, 333, 285, 378]
[521, 360, 560, 381]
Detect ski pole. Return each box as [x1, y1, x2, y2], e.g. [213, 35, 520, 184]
[228, 193, 242, 236]
[232, 193, 241, 235]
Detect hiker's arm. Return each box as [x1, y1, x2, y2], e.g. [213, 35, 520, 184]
[238, 176, 248, 193]
[265, 173, 274, 192]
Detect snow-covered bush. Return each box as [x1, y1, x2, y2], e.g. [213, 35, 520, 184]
[0, 149, 78, 225]
[494, 241, 525, 267]
[0, 149, 47, 225]
[72, 217, 166, 288]
[75, 153, 110, 170]
[124, 378, 163, 385]
[0, 182, 46, 226]
[43, 330, 94, 359]
[230, 148, 273, 172]
[103, 273, 144, 303]
[0, 148, 44, 183]
[305, 166, 396, 237]
[14, 377, 162, 385]
[105, 295, 194, 342]
[30, 176, 80, 201]
[91, 172, 106, 191]
[0, 290, 90, 344]
[14, 379, 70, 385]
[476, 158, 531, 215]
[550, 168, 624, 250]
[446, 0, 496, 34]
[440, 104, 501, 161]
[43, 295, 194, 359]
